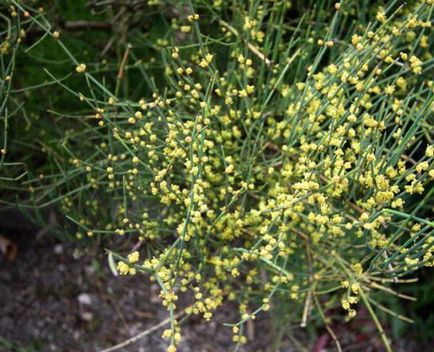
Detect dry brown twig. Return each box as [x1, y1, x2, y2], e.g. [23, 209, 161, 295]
[99, 311, 184, 352]
[218, 19, 273, 67]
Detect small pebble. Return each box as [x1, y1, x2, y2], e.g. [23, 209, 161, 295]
[54, 244, 63, 255]
[77, 293, 92, 305]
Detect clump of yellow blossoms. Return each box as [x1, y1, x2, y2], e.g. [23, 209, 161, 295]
[7, 0, 434, 351]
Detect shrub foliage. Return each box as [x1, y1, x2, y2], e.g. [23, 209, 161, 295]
[1, 0, 434, 350]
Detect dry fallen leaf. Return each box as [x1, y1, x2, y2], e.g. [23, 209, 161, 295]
[0, 235, 17, 261]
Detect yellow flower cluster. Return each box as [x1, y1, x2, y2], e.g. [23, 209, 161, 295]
[102, 3, 432, 346]
[11, 1, 433, 351]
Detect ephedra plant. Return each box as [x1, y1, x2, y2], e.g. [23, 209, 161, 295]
[1, 0, 434, 350]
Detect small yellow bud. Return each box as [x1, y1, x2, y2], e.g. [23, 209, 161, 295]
[128, 251, 140, 264]
[167, 345, 176, 352]
[76, 63, 86, 73]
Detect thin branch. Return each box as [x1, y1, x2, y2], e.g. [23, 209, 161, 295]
[63, 20, 111, 30]
[218, 19, 272, 67]
[98, 312, 184, 352]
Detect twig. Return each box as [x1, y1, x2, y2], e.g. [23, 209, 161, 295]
[367, 296, 414, 323]
[247, 317, 255, 341]
[218, 19, 272, 67]
[131, 239, 144, 252]
[117, 45, 131, 80]
[359, 288, 392, 352]
[98, 311, 184, 352]
[63, 20, 111, 30]
[28, 21, 111, 36]
[312, 295, 342, 352]
[300, 240, 313, 327]
[369, 281, 416, 301]
[114, 44, 131, 96]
